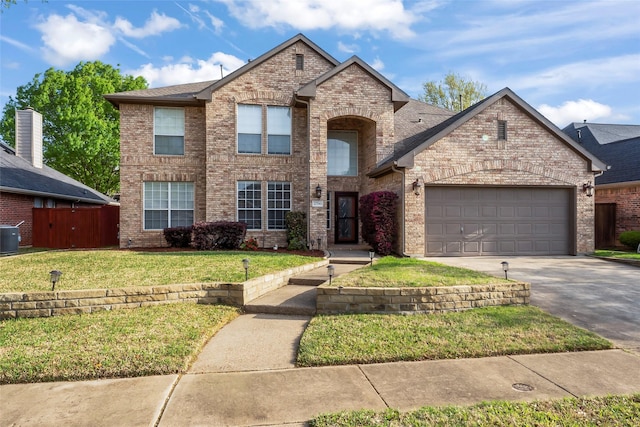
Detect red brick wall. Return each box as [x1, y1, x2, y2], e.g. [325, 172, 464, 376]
[0, 192, 34, 246]
[596, 183, 640, 244]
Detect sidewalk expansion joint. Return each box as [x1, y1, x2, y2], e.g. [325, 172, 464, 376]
[153, 373, 183, 427]
[357, 364, 391, 409]
[506, 355, 578, 398]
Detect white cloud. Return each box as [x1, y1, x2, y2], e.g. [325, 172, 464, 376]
[337, 41, 359, 54]
[113, 10, 182, 38]
[218, 0, 421, 39]
[128, 52, 246, 87]
[538, 99, 612, 126]
[0, 35, 36, 52]
[371, 57, 384, 71]
[35, 13, 116, 66]
[512, 54, 640, 93]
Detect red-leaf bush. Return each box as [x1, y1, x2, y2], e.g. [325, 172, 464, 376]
[359, 191, 398, 255]
[192, 221, 247, 250]
[163, 226, 193, 248]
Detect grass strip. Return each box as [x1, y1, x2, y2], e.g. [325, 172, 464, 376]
[0, 303, 239, 384]
[297, 306, 612, 366]
[594, 249, 640, 260]
[0, 249, 322, 293]
[329, 257, 511, 288]
[311, 394, 640, 426]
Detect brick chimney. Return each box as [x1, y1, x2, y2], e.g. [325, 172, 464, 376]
[15, 107, 43, 169]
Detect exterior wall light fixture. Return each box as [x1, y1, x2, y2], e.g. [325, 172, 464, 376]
[412, 178, 423, 196]
[315, 184, 322, 199]
[582, 181, 594, 197]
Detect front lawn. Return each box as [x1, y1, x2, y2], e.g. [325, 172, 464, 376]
[311, 394, 640, 426]
[329, 256, 511, 288]
[0, 249, 323, 293]
[297, 306, 612, 366]
[0, 303, 239, 384]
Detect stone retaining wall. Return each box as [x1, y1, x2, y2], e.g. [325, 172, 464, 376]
[0, 259, 328, 319]
[316, 282, 530, 314]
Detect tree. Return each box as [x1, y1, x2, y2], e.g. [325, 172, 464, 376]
[419, 72, 487, 112]
[0, 61, 147, 195]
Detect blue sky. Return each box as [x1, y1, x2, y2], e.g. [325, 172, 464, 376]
[1, 0, 639, 127]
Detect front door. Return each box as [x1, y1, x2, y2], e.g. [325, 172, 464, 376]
[335, 192, 358, 243]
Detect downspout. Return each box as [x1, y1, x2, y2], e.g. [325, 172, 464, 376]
[294, 94, 313, 248]
[391, 161, 408, 257]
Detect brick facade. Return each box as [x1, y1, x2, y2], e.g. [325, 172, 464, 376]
[113, 35, 600, 256]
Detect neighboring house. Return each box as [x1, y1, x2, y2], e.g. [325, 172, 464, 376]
[563, 122, 640, 247]
[0, 108, 115, 246]
[105, 34, 604, 256]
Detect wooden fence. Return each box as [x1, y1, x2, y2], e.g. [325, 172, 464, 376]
[32, 205, 119, 248]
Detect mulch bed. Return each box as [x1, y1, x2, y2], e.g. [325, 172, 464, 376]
[127, 247, 325, 257]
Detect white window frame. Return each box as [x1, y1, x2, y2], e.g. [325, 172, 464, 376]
[143, 182, 194, 230]
[237, 104, 262, 154]
[237, 181, 262, 230]
[267, 181, 291, 230]
[327, 130, 358, 176]
[154, 107, 185, 155]
[267, 106, 291, 155]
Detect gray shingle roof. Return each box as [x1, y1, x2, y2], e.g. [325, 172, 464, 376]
[394, 99, 455, 142]
[563, 123, 640, 184]
[1, 143, 113, 204]
[104, 80, 216, 107]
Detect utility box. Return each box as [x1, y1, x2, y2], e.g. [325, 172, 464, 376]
[0, 225, 20, 255]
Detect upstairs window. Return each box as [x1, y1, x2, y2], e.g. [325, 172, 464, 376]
[295, 54, 304, 70]
[154, 107, 184, 155]
[237, 104, 262, 154]
[328, 130, 358, 176]
[498, 120, 507, 140]
[267, 106, 291, 155]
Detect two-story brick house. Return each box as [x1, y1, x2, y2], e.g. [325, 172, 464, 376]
[105, 34, 605, 256]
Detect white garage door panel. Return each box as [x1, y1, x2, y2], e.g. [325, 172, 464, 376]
[425, 187, 572, 256]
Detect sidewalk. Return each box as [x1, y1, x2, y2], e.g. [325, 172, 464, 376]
[2, 251, 640, 426]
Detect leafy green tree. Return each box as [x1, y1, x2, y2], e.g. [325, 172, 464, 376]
[420, 72, 487, 112]
[0, 61, 147, 195]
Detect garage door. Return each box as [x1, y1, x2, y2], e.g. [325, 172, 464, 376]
[425, 187, 572, 256]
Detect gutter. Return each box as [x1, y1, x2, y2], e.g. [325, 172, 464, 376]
[0, 187, 112, 205]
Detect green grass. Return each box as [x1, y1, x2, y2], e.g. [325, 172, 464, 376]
[0, 249, 323, 293]
[0, 303, 239, 384]
[311, 394, 640, 426]
[329, 256, 511, 288]
[297, 306, 612, 366]
[594, 249, 640, 260]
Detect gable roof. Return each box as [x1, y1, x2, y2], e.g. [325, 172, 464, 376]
[0, 142, 114, 204]
[369, 87, 607, 178]
[563, 122, 640, 184]
[195, 33, 340, 101]
[297, 56, 410, 111]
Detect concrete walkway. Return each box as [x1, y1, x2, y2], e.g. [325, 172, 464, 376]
[2, 251, 640, 426]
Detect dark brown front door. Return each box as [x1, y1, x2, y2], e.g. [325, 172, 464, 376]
[335, 192, 358, 243]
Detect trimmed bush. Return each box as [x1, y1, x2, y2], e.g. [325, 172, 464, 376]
[619, 230, 640, 251]
[286, 211, 307, 250]
[192, 221, 247, 250]
[163, 226, 193, 248]
[359, 191, 398, 256]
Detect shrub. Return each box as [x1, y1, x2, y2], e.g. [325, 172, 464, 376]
[192, 221, 247, 250]
[240, 237, 259, 251]
[619, 231, 640, 251]
[359, 191, 398, 256]
[163, 226, 193, 248]
[286, 211, 307, 250]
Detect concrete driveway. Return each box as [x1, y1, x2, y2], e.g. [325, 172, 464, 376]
[423, 256, 640, 353]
